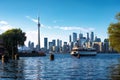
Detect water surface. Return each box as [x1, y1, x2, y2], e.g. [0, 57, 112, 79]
[0, 53, 120, 80]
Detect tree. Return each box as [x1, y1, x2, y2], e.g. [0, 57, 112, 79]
[108, 13, 120, 52]
[1, 28, 26, 59]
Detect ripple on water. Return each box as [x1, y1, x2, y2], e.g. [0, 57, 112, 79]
[0, 53, 120, 80]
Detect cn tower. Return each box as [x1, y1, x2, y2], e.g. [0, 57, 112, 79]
[38, 17, 40, 51]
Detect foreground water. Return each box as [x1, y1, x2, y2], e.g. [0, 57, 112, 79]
[0, 53, 120, 80]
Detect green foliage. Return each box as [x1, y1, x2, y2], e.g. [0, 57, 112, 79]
[1, 28, 26, 58]
[116, 13, 120, 21]
[108, 13, 120, 52]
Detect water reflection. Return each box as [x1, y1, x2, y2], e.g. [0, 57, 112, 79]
[110, 59, 120, 80]
[0, 54, 120, 80]
[0, 60, 24, 80]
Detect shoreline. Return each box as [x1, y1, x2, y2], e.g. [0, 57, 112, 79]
[18, 52, 46, 57]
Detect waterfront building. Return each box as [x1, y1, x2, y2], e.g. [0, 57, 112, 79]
[102, 39, 109, 52]
[85, 41, 93, 48]
[93, 42, 102, 52]
[44, 38, 48, 50]
[73, 32, 77, 42]
[80, 37, 87, 48]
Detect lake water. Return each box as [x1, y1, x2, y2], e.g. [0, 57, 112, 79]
[0, 53, 120, 80]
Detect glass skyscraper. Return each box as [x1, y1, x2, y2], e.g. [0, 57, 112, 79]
[44, 38, 48, 50]
[73, 32, 77, 42]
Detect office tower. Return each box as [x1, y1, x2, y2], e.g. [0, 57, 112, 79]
[63, 42, 68, 53]
[79, 33, 83, 39]
[44, 38, 48, 50]
[95, 36, 101, 42]
[38, 17, 41, 51]
[69, 35, 71, 42]
[73, 32, 77, 42]
[91, 32, 94, 42]
[31, 42, 34, 49]
[57, 39, 60, 52]
[59, 40, 62, 47]
[49, 42, 53, 51]
[52, 40, 56, 46]
[103, 39, 109, 52]
[79, 33, 83, 47]
[87, 32, 89, 41]
[28, 41, 34, 49]
[59, 40, 62, 52]
[28, 41, 31, 48]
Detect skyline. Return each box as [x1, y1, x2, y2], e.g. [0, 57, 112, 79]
[0, 0, 120, 47]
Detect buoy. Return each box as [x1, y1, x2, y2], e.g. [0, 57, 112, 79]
[50, 54, 54, 61]
[77, 54, 80, 58]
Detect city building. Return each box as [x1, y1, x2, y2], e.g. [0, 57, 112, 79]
[28, 41, 34, 51]
[57, 39, 60, 52]
[44, 38, 48, 50]
[49, 42, 53, 51]
[52, 39, 56, 46]
[86, 32, 89, 42]
[73, 32, 77, 42]
[91, 32, 94, 42]
[62, 42, 69, 53]
[69, 35, 71, 42]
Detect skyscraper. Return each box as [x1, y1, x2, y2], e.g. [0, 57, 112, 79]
[57, 39, 60, 52]
[52, 40, 56, 46]
[79, 33, 83, 39]
[69, 35, 71, 42]
[91, 32, 94, 42]
[87, 32, 89, 41]
[44, 38, 48, 50]
[73, 32, 77, 42]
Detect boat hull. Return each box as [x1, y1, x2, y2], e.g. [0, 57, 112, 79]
[71, 51, 97, 56]
[80, 51, 97, 56]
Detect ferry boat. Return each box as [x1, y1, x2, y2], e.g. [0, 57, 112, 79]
[70, 47, 97, 56]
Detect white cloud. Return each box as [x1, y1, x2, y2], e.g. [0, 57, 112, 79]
[53, 20, 63, 23]
[26, 16, 38, 23]
[0, 21, 8, 25]
[0, 20, 14, 34]
[46, 25, 95, 32]
[25, 30, 38, 46]
[26, 16, 45, 27]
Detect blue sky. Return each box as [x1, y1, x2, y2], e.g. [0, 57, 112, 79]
[0, 0, 120, 47]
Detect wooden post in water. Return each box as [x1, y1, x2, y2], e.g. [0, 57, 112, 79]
[2, 55, 9, 63]
[14, 54, 19, 60]
[50, 53, 54, 61]
[77, 54, 80, 58]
